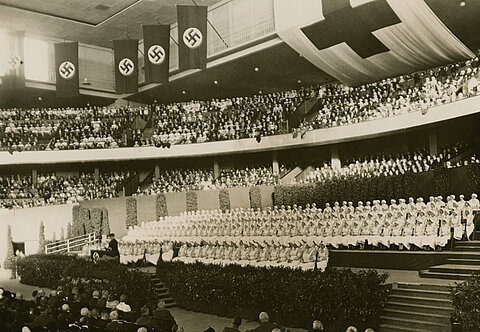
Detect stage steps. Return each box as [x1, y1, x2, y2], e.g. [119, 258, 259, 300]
[379, 283, 452, 332]
[130, 267, 177, 308]
[150, 275, 177, 308]
[419, 240, 480, 280]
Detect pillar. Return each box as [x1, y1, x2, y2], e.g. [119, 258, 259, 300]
[155, 164, 160, 180]
[429, 129, 438, 156]
[331, 145, 341, 169]
[213, 159, 220, 179]
[272, 151, 279, 175]
[32, 169, 37, 185]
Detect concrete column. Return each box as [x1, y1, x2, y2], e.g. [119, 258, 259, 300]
[154, 164, 160, 180]
[429, 129, 438, 156]
[331, 145, 341, 169]
[272, 151, 279, 175]
[94, 167, 99, 180]
[213, 159, 220, 179]
[32, 169, 37, 185]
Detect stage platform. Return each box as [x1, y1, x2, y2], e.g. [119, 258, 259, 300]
[329, 249, 480, 270]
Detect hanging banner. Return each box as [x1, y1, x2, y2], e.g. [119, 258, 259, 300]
[273, 0, 475, 86]
[113, 39, 139, 94]
[177, 5, 208, 70]
[54, 41, 79, 97]
[1, 30, 25, 90]
[143, 24, 170, 84]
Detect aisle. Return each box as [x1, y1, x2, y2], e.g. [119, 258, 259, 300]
[0, 270, 52, 300]
[170, 307, 307, 332]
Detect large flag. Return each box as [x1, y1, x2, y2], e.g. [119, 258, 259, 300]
[274, 0, 476, 86]
[54, 42, 79, 97]
[177, 5, 208, 70]
[1, 30, 25, 90]
[143, 25, 170, 84]
[113, 39, 139, 94]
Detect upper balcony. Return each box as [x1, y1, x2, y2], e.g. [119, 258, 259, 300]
[1, 93, 479, 166]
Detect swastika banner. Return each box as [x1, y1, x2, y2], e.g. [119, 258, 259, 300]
[177, 5, 208, 70]
[0, 30, 25, 90]
[143, 24, 170, 84]
[113, 39, 139, 94]
[54, 42, 79, 97]
[274, 0, 476, 86]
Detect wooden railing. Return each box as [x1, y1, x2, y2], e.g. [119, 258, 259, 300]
[45, 232, 97, 255]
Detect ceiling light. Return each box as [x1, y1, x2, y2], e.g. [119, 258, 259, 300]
[254, 67, 259, 72]
[213, 80, 218, 85]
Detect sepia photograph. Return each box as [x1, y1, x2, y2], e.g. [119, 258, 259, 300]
[0, 0, 480, 331]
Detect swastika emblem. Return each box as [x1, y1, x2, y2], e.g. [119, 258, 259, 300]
[148, 45, 166, 65]
[58, 61, 76, 80]
[8, 53, 21, 71]
[119, 58, 135, 76]
[182, 27, 203, 49]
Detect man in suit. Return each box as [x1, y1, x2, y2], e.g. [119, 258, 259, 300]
[106, 233, 119, 258]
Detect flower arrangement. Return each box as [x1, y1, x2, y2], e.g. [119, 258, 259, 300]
[3, 225, 14, 270]
[101, 207, 110, 236]
[186, 191, 198, 212]
[451, 273, 480, 330]
[219, 189, 231, 212]
[126, 197, 138, 228]
[249, 187, 262, 210]
[37, 221, 46, 254]
[157, 262, 388, 331]
[156, 193, 168, 219]
[16, 255, 157, 310]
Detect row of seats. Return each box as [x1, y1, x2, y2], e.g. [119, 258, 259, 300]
[138, 165, 278, 195]
[122, 193, 480, 251]
[118, 240, 329, 271]
[1, 57, 478, 152]
[300, 142, 474, 183]
[0, 172, 127, 209]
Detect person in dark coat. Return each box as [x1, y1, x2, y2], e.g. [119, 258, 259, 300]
[152, 300, 176, 332]
[223, 317, 242, 332]
[106, 233, 120, 257]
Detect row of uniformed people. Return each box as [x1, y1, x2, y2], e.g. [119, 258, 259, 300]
[118, 239, 328, 271]
[123, 193, 478, 250]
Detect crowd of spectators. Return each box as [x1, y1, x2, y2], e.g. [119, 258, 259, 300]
[0, 281, 183, 332]
[1, 57, 479, 152]
[0, 106, 150, 152]
[138, 165, 278, 195]
[146, 90, 309, 146]
[301, 57, 480, 130]
[0, 172, 127, 209]
[300, 142, 476, 184]
[2, 285, 363, 332]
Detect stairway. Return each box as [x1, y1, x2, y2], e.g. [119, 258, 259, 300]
[379, 283, 453, 332]
[150, 274, 177, 308]
[419, 241, 480, 280]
